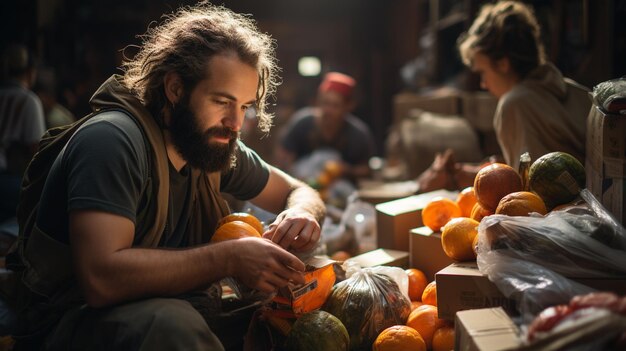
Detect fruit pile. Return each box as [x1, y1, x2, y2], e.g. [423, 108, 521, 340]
[421, 151, 586, 262]
[268, 266, 454, 351]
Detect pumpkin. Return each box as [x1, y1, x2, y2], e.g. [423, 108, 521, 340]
[211, 220, 261, 243]
[217, 212, 265, 235]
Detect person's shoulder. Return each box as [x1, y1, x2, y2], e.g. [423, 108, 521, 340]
[345, 113, 372, 134]
[289, 107, 317, 124]
[500, 84, 536, 111]
[78, 110, 145, 146]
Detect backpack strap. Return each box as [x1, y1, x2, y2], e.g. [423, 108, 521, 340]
[10, 112, 99, 271]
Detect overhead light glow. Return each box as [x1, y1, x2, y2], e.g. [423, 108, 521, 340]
[298, 56, 321, 77]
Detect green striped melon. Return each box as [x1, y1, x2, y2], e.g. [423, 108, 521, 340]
[528, 152, 586, 210]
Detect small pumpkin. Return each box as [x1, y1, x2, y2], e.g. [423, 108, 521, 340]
[217, 212, 265, 235]
[211, 220, 261, 243]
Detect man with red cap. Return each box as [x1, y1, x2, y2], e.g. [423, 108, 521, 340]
[276, 72, 375, 184]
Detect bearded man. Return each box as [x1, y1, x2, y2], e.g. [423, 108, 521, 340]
[9, 3, 324, 350]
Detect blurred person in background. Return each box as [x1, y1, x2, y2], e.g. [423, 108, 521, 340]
[275, 72, 376, 185]
[0, 44, 46, 225]
[417, 0, 591, 193]
[33, 66, 76, 129]
[458, 0, 590, 170]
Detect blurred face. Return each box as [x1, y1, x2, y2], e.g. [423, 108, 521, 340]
[471, 52, 518, 99]
[169, 53, 259, 172]
[317, 90, 351, 128]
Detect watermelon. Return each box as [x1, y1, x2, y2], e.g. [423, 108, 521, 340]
[528, 152, 586, 210]
[284, 310, 349, 351]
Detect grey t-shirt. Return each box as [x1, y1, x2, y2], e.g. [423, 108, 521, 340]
[37, 110, 270, 247]
[280, 107, 376, 165]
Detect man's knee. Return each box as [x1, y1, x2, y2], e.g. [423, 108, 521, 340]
[125, 298, 224, 350]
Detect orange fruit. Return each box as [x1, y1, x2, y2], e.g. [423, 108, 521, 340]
[470, 202, 493, 222]
[473, 163, 523, 212]
[406, 305, 447, 349]
[218, 212, 265, 235]
[441, 217, 479, 261]
[456, 186, 477, 217]
[421, 197, 462, 232]
[432, 325, 455, 351]
[324, 160, 343, 179]
[317, 171, 332, 189]
[211, 220, 262, 242]
[495, 191, 548, 216]
[421, 281, 437, 306]
[406, 268, 429, 301]
[373, 325, 426, 351]
[411, 301, 425, 311]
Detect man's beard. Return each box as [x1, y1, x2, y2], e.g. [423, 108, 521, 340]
[168, 100, 239, 173]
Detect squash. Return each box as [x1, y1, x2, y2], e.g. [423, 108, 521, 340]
[284, 310, 349, 351]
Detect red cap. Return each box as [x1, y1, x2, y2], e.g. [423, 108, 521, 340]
[318, 72, 356, 100]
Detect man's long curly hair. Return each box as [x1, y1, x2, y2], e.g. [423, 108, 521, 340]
[121, 1, 279, 132]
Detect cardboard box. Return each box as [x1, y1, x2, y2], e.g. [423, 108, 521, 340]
[455, 307, 521, 351]
[436, 262, 517, 320]
[586, 106, 626, 224]
[375, 189, 458, 251]
[393, 91, 460, 125]
[346, 248, 409, 269]
[409, 226, 455, 281]
[436, 262, 626, 321]
[355, 180, 419, 205]
[461, 92, 498, 132]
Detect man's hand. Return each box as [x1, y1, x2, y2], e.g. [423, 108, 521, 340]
[263, 208, 321, 252]
[228, 237, 306, 292]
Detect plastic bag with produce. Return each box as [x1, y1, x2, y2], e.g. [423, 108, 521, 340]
[322, 263, 411, 351]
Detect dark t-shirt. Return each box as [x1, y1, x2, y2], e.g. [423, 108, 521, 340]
[37, 110, 270, 248]
[280, 107, 376, 165]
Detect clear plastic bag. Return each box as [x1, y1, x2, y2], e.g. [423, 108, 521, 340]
[322, 265, 411, 351]
[475, 190, 626, 323]
[478, 198, 626, 278]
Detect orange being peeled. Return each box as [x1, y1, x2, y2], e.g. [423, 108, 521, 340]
[218, 212, 264, 236]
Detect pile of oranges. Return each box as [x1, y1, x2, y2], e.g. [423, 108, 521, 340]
[421, 162, 549, 262]
[373, 267, 453, 351]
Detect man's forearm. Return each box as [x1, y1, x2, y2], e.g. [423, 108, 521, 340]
[286, 182, 326, 224]
[78, 242, 235, 308]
